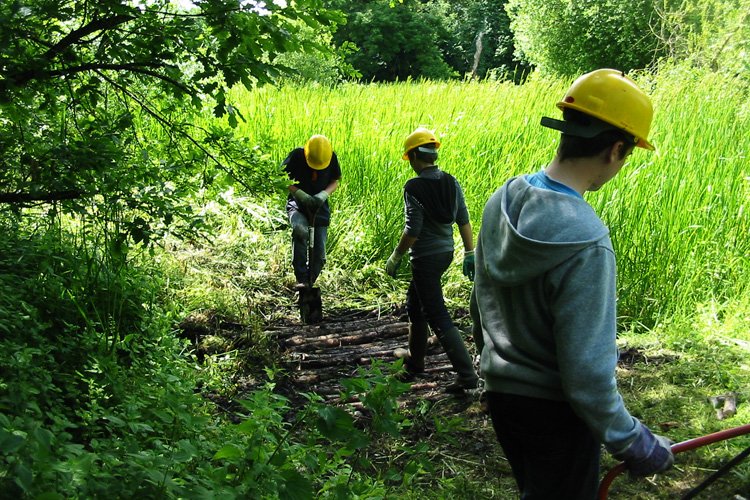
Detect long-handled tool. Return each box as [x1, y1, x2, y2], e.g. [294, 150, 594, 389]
[299, 209, 322, 324]
[598, 423, 750, 500]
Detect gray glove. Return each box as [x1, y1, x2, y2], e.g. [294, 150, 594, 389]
[385, 249, 404, 277]
[292, 189, 315, 211]
[613, 423, 674, 477]
[310, 190, 329, 211]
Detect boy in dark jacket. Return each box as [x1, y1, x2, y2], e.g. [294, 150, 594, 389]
[387, 127, 478, 393]
[282, 135, 341, 289]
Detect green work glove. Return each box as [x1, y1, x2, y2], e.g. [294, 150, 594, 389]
[386, 249, 404, 277]
[462, 250, 475, 281]
[292, 189, 314, 211]
[310, 190, 329, 210]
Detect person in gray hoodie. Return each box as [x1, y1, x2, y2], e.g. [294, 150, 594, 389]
[470, 69, 674, 499]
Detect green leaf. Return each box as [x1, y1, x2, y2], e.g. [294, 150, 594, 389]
[33, 426, 54, 451]
[0, 431, 25, 454]
[212, 444, 244, 460]
[35, 493, 65, 500]
[278, 468, 313, 500]
[104, 415, 126, 427]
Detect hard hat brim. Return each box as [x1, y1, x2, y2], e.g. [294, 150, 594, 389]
[540, 116, 654, 151]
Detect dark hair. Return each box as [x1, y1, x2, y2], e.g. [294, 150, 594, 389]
[409, 147, 438, 164]
[558, 108, 634, 161]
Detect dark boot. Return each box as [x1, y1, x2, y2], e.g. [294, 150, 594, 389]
[435, 326, 478, 392]
[394, 321, 429, 379]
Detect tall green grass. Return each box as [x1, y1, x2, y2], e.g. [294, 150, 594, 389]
[228, 70, 750, 328]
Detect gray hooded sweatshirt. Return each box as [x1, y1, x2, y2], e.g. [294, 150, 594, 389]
[471, 174, 642, 454]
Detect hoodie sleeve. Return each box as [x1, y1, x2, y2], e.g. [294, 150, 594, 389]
[548, 239, 641, 452]
[470, 286, 484, 354]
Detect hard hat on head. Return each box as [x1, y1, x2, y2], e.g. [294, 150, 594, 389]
[403, 127, 440, 160]
[541, 68, 655, 150]
[304, 135, 333, 170]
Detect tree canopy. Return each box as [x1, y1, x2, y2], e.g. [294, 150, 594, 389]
[318, 0, 748, 82]
[326, 0, 525, 82]
[506, 0, 665, 76]
[0, 0, 343, 244]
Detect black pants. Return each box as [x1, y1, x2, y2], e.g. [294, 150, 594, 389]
[486, 392, 601, 500]
[406, 251, 454, 333]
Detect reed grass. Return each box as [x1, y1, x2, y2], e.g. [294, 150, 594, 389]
[226, 70, 750, 328]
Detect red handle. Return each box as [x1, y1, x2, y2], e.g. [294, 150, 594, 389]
[597, 423, 750, 500]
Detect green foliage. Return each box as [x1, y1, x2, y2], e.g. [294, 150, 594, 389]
[326, 0, 529, 82]
[0, 221, 214, 499]
[327, 0, 457, 81]
[506, 0, 750, 77]
[436, 0, 529, 81]
[0, 0, 341, 246]
[653, 0, 750, 76]
[0, 220, 439, 498]
[506, 0, 665, 76]
[207, 362, 432, 499]
[274, 21, 362, 85]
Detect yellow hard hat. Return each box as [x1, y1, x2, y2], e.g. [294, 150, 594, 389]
[403, 127, 440, 160]
[554, 69, 654, 150]
[304, 135, 333, 170]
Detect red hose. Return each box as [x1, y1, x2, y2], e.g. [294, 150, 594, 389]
[597, 423, 750, 500]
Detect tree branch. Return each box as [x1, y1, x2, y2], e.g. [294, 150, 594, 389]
[1, 14, 140, 88]
[50, 63, 194, 95]
[43, 14, 136, 61]
[96, 70, 254, 192]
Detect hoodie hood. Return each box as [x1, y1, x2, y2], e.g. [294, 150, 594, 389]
[478, 175, 609, 287]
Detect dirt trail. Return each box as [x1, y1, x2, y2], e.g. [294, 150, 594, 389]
[180, 305, 484, 409]
[266, 307, 483, 409]
[180, 304, 750, 499]
[180, 304, 507, 495]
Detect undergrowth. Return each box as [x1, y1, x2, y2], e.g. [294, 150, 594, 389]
[154, 196, 750, 500]
[3, 198, 750, 499]
[0, 216, 477, 499]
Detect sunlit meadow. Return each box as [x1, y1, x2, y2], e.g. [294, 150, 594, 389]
[223, 69, 749, 330]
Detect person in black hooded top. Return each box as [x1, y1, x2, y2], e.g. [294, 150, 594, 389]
[386, 127, 478, 393]
[282, 134, 341, 290]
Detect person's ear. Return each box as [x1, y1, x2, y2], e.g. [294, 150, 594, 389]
[606, 141, 625, 163]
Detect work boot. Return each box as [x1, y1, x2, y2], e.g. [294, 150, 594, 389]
[393, 322, 429, 380]
[435, 326, 479, 393]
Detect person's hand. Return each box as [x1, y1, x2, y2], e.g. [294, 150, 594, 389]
[292, 189, 314, 211]
[310, 190, 329, 211]
[613, 424, 674, 477]
[462, 249, 475, 281]
[386, 249, 404, 277]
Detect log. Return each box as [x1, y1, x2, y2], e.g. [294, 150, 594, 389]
[280, 323, 408, 350]
[271, 319, 408, 340]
